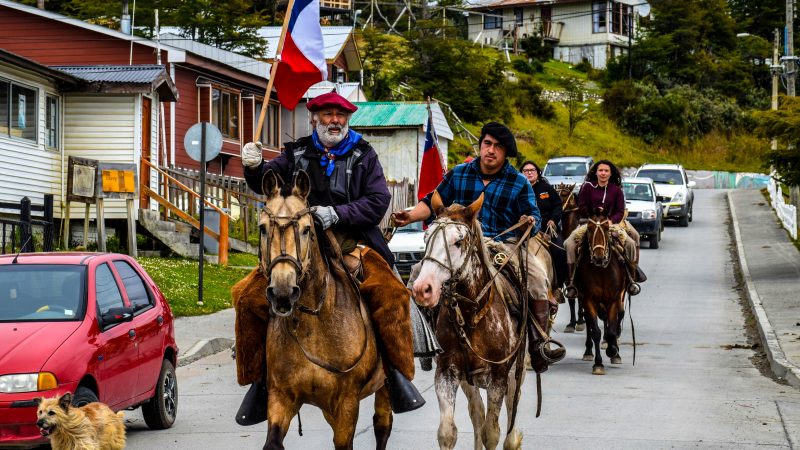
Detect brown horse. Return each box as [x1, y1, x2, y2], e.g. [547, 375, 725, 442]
[412, 191, 526, 450]
[574, 209, 628, 375]
[556, 183, 584, 333]
[250, 170, 390, 450]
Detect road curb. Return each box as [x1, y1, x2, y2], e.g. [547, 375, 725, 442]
[727, 191, 800, 390]
[178, 337, 234, 367]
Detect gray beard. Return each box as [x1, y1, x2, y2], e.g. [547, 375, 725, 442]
[316, 122, 347, 147]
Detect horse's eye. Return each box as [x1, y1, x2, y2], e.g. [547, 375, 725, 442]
[454, 239, 463, 249]
[302, 225, 311, 236]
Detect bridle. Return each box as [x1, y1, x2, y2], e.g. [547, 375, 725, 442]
[587, 217, 611, 267]
[258, 207, 312, 281]
[420, 219, 476, 291]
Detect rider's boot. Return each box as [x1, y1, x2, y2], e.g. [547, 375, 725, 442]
[627, 247, 646, 295]
[235, 379, 268, 426]
[527, 298, 566, 373]
[360, 249, 425, 413]
[564, 263, 578, 298]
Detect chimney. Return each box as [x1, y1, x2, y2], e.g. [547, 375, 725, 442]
[121, 0, 131, 34]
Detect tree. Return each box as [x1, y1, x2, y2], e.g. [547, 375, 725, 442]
[728, 0, 785, 42]
[359, 28, 412, 101]
[563, 78, 588, 137]
[754, 96, 800, 186]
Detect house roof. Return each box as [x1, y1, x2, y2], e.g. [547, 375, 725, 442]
[302, 81, 364, 100]
[158, 33, 271, 79]
[0, 48, 79, 86]
[470, 0, 638, 9]
[51, 65, 179, 101]
[0, 0, 185, 63]
[258, 26, 362, 71]
[349, 102, 454, 141]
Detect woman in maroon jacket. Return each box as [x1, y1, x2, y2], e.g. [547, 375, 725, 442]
[564, 160, 646, 297]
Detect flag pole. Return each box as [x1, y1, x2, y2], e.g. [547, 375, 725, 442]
[255, 0, 298, 141]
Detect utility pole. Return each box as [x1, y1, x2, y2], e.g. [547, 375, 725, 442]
[788, 0, 796, 96]
[772, 29, 781, 155]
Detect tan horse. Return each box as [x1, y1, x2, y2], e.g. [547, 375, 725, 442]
[241, 170, 391, 450]
[412, 192, 527, 450]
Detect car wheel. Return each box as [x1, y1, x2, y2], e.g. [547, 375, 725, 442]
[678, 213, 689, 227]
[649, 231, 660, 249]
[688, 203, 693, 222]
[142, 359, 177, 430]
[72, 386, 99, 407]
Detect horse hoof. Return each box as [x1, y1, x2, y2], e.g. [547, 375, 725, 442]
[564, 325, 576, 333]
[576, 323, 586, 332]
[601, 341, 608, 350]
[611, 356, 622, 364]
[582, 354, 594, 362]
[592, 365, 605, 375]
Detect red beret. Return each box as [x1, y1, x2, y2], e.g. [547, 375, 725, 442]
[306, 92, 358, 113]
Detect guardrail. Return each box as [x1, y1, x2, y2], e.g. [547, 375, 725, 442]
[767, 177, 797, 240]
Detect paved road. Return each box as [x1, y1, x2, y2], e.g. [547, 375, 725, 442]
[124, 190, 800, 449]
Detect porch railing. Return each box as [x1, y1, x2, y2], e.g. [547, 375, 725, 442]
[0, 195, 54, 254]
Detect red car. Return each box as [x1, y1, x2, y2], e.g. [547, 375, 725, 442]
[0, 252, 178, 447]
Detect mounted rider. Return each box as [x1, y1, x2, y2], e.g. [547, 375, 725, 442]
[393, 122, 566, 373]
[564, 159, 647, 298]
[235, 92, 425, 425]
[520, 160, 569, 302]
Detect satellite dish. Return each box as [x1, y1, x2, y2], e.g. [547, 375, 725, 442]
[635, 2, 651, 17]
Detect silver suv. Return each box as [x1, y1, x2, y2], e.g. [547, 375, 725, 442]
[542, 156, 594, 191]
[634, 163, 695, 227]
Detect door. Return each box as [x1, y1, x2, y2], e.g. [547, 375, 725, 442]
[541, 5, 552, 37]
[92, 263, 140, 408]
[140, 97, 152, 208]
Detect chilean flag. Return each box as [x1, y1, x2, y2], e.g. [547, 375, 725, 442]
[273, 0, 328, 110]
[417, 109, 446, 201]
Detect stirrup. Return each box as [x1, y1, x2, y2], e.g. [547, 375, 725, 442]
[235, 381, 268, 426]
[540, 339, 566, 364]
[627, 282, 641, 296]
[386, 367, 426, 413]
[564, 284, 578, 299]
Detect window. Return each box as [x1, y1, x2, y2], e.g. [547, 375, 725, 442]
[0, 79, 37, 142]
[514, 7, 523, 26]
[212, 88, 240, 140]
[255, 101, 280, 149]
[592, 1, 607, 33]
[46, 96, 58, 149]
[610, 2, 632, 36]
[484, 10, 502, 29]
[113, 261, 152, 312]
[95, 263, 124, 317]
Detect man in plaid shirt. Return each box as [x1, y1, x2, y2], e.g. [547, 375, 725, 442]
[394, 122, 565, 373]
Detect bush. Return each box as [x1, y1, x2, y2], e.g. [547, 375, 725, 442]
[574, 58, 592, 73]
[512, 58, 535, 75]
[512, 75, 555, 120]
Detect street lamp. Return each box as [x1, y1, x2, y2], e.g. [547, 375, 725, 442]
[353, 9, 362, 27]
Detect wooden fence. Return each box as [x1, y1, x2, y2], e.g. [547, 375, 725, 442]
[0, 195, 54, 254]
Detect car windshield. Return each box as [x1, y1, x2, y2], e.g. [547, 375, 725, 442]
[637, 169, 684, 185]
[543, 162, 588, 177]
[394, 221, 423, 233]
[623, 182, 654, 201]
[0, 265, 85, 322]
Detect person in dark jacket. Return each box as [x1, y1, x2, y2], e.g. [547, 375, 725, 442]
[563, 160, 646, 297]
[234, 92, 424, 425]
[520, 161, 568, 298]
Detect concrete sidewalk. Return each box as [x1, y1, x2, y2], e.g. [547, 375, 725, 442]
[729, 190, 800, 389]
[174, 308, 235, 367]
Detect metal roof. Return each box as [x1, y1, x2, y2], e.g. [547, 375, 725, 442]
[259, 26, 362, 70]
[158, 33, 271, 79]
[349, 102, 454, 140]
[50, 65, 178, 101]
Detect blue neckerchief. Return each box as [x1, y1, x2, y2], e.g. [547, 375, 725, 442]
[311, 129, 363, 176]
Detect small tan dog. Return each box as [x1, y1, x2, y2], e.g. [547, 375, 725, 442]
[34, 392, 126, 450]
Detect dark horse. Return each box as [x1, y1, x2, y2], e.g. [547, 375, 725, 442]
[556, 183, 584, 333]
[412, 191, 526, 450]
[574, 209, 629, 375]
[242, 170, 390, 449]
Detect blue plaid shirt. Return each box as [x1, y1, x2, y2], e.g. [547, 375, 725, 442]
[421, 158, 541, 240]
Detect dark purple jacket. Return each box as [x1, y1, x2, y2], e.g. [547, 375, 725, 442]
[577, 182, 625, 224]
[244, 136, 394, 266]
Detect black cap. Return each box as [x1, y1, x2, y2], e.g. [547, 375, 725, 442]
[479, 122, 517, 157]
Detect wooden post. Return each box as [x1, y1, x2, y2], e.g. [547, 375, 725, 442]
[43, 194, 53, 252]
[20, 197, 33, 252]
[83, 203, 90, 249]
[96, 198, 106, 252]
[127, 199, 137, 258]
[219, 214, 229, 266]
[63, 201, 71, 250]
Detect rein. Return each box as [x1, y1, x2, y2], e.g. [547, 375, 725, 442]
[587, 217, 611, 267]
[259, 206, 369, 374]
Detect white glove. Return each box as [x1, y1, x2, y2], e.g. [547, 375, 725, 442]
[310, 206, 339, 230]
[242, 141, 263, 169]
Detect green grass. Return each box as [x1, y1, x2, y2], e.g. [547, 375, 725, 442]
[535, 60, 590, 90]
[227, 252, 258, 267]
[137, 256, 254, 317]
